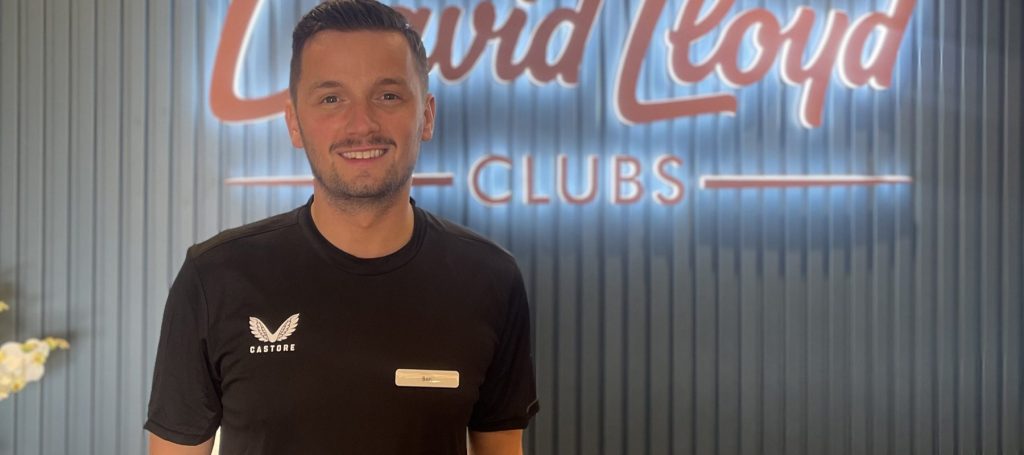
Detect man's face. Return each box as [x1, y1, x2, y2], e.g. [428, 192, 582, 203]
[285, 30, 435, 205]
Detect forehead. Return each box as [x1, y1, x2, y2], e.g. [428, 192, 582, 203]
[299, 29, 417, 87]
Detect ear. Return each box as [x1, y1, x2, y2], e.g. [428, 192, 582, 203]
[284, 98, 305, 148]
[420, 93, 436, 142]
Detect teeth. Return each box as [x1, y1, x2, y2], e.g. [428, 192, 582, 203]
[342, 149, 385, 160]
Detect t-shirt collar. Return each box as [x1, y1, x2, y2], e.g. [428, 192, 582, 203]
[297, 196, 426, 275]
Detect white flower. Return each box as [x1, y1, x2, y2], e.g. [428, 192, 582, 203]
[10, 377, 25, 393]
[0, 342, 23, 374]
[0, 370, 14, 400]
[44, 337, 70, 350]
[22, 338, 50, 358]
[0, 302, 70, 400]
[23, 363, 44, 382]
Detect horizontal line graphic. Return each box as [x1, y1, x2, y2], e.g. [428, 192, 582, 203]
[224, 173, 456, 187]
[226, 174, 913, 190]
[700, 175, 913, 189]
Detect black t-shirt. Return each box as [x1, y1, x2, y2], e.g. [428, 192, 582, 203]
[145, 199, 539, 454]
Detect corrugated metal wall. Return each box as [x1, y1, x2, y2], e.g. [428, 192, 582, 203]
[0, 0, 1021, 454]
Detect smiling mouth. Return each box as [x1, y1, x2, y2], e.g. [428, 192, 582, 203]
[340, 149, 386, 160]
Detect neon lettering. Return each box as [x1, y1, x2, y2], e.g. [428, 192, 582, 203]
[210, 0, 915, 127]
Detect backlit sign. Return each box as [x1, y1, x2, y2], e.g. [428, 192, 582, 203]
[211, 0, 915, 128]
[213, 0, 916, 200]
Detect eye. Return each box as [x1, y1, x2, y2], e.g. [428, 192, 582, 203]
[321, 95, 339, 104]
[380, 93, 401, 102]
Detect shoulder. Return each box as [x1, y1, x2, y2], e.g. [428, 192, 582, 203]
[187, 207, 301, 260]
[418, 208, 520, 278]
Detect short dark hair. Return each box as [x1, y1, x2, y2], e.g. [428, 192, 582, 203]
[289, 0, 429, 100]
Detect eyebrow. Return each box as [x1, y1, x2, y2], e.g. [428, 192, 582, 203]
[376, 77, 409, 87]
[307, 80, 343, 93]
[306, 78, 410, 94]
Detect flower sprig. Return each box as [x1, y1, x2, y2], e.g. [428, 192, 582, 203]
[0, 300, 70, 400]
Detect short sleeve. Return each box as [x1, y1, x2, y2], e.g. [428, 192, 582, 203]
[468, 266, 540, 431]
[144, 254, 222, 445]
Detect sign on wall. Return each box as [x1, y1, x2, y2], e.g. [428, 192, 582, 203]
[211, 0, 916, 201]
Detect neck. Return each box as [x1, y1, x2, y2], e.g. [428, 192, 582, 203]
[309, 187, 415, 259]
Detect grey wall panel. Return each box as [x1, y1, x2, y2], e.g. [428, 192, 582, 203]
[93, 0, 121, 452]
[66, 0, 97, 452]
[0, 0, 1022, 454]
[0, 0, 18, 453]
[14, 0, 45, 453]
[40, 0, 71, 453]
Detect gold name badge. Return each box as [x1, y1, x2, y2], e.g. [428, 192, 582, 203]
[395, 369, 460, 389]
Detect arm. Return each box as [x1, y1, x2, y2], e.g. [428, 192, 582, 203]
[468, 429, 523, 455]
[148, 432, 214, 455]
[146, 255, 222, 454]
[468, 266, 537, 454]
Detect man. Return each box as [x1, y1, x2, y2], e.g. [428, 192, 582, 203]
[145, 1, 539, 453]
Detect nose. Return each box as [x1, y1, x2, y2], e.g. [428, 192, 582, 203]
[343, 100, 381, 137]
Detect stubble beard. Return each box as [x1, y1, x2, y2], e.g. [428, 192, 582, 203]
[304, 139, 416, 212]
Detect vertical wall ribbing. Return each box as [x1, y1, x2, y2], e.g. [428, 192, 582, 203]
[0, 1, 1019, 454]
